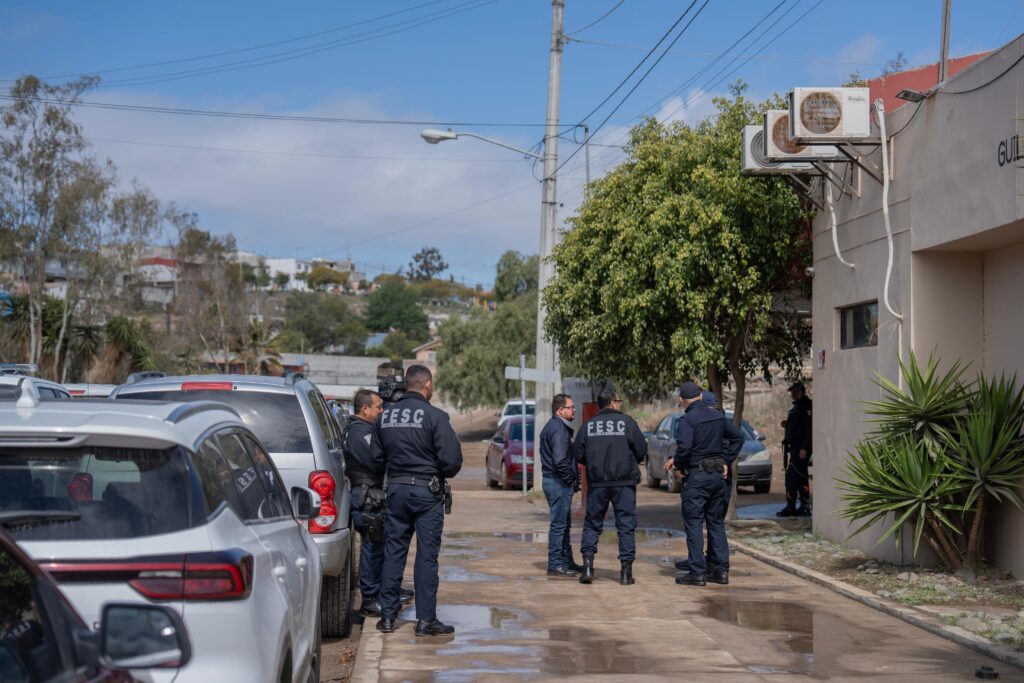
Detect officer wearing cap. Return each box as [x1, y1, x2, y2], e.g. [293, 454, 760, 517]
[673, 381, 744, 586]
[343, 389, 413, 619]
[574, 387, 648, 586]
[375, 365, 463, 636]
[778, 381, 813, 517]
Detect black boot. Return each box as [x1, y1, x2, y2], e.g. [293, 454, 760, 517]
[776, 503, 797, 517]
[675, 573, 706, 586]
[579, 556, 595, 584]
[567, 558, 584, 572]
[415, 619, 455, 637]
[674, 558, 690, 572]
[357, 595, 381, 618]
[399, 587, 415, 604]
[376, 616, 397, 633]
[707, 570, 729, 585]
[620, 561, 635, 586]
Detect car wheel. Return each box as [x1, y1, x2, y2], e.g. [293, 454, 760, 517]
[307, 614, 322, 683]
[485, 462, 499, 488]
[754, 482, 771, 494]
[645, 460, 661, 488]
[321, 534, 353, 638]
[666, 471, 681, 494]
[351, 532, 361, 587]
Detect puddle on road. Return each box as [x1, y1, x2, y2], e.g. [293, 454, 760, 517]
[437, 566, 502, 582]
[445, 527, 681, 546]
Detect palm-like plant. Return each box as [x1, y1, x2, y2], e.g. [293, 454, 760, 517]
[839, 435, 962, 566]
[864, 350, 972, 456]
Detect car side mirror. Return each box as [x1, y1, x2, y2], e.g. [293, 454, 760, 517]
[290, 486, 322, 520]
[757, 434, 767, 442]
[99, 603, 191, 670]
[494, 435, 505, 444]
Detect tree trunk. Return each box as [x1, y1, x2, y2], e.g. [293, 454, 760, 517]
[53, 292, 73, 380]
[726, 346, 746, 522]
[966, 494, 987, 568]
[28, 302, 38, 366]
[706, 364, 723, 406]
[927, 514, 963, 570]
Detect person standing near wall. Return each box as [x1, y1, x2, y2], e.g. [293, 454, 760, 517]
[778, 382, 813, 517]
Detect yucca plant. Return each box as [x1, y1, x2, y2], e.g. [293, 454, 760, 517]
[863, 350, 973, 457]
[839, 435, 963, 567]
[945, 374, 1024, 566]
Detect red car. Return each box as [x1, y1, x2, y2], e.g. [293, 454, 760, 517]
[485, 415, 535, 489]
[0, 522, 192, 683]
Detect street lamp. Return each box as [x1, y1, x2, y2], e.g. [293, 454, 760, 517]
[420, 128, 543, 160]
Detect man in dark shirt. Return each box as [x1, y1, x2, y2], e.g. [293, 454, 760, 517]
[673, 382, 745, 586]
[779, 382, 813, 517]
[574, 388, 648, 586]
[375, 365, 463, 637]
[539, 393, 582, 577]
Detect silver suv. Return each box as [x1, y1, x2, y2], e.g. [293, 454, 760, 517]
[110, 373, 355, 637]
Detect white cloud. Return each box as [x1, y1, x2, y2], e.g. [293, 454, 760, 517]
[76, 90, 547, 284]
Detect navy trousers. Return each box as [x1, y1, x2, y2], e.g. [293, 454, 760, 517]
[378, 484, 444, 622]
[682, 471, 729, 576]
[542, 477, 576, 570]
[785, 448, 811, 506]
[580, 485, 637, 561]
[351, 504, 384, 598]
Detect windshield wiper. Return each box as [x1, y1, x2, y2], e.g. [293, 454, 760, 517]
[0, 511, 82, 528]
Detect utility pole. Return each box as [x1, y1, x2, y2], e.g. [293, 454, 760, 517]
[938, 0, 952, 82]
[534, 0, 565, 492]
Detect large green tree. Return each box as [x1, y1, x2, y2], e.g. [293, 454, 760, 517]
[493, 251, 539, 303]
[365, 280, 428, 340]
[543, 84, 810, 420]
[282, 292, 366, 353]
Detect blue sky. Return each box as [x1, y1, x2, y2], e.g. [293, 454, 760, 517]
[1, 0, 1019, 285]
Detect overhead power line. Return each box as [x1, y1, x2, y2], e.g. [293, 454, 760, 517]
[567, 0, 627, 36]
[0, 95, 550, 127]
[0, 0, 454, 83]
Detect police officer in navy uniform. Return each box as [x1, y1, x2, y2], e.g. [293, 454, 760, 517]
[375, 365, 463, 636]
[778, 381, 813, 517]
[574, 388, 648, 586]
[674, 382, 744, 586]
[343, 389, 413, 618]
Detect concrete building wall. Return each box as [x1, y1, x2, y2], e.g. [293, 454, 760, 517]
[810, 35, 1024, 571]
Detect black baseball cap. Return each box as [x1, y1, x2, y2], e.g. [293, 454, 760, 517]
[788, 382, 805, 391]
[679, 381, 702, 399]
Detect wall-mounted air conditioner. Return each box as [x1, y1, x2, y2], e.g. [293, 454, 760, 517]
[763, 110, 842, 161]
[789, 87, 875, 144]
[741, 125, 815, 175]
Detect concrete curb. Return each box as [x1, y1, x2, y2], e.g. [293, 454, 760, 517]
[732, 539, 1024, 670]
[349, 624, 382, 683]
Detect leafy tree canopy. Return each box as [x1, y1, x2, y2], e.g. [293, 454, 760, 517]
[493, 251, 539, 303]
[306, 265, 349, 292]
[407, 246, 448, 282]
[283, 292, 365, 352]
[365, 280, 428, 340]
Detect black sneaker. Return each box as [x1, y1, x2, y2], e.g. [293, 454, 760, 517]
[675, 573, 707, 586]
[707, 571, 729, 585]
[376, 617, 396, 633]
[674, 559, 690, 572]
[399, 587, 415, 604]
[357, 597, 381, 618]
[776, 506, 797, 517]
[415, 619, 455, 637]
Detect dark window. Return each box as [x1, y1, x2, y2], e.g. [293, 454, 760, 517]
[508, 422, 535, 443]
[307, 390, 338, 450]
[242, 434, 289, 519]
[209, 433, 266, 522]
[0, 545, 62, 681]
[194, 439, 228, 515]
[124, 390, 312, 453]
[504, 403, 535, 417]
[656, 416, 673, 438]
[0, 447, 191, 541]
[839, 301, 879, 349]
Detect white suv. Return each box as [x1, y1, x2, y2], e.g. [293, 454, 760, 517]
[497, 399, 535, 429]
[0, 378, 323, 683]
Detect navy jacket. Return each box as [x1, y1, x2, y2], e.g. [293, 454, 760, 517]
[540, 416, 576, 487]
[377, 392, 463, 479]
[343, 416, 386, 486]
[783, 396, 813, 453]
[573, 408, 647, 488]
[673, 400, 744, 471]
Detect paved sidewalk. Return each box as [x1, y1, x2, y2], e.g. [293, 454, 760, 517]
[352, 443, 1024, 682]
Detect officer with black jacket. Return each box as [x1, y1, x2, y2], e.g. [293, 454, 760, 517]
[574, 388, 648, 586]
[778, 382, 813, 517]
[343, 389, 413, 618]
[674, 382, 745, 587]
[539, 393, 582, 577]
[375, 365, 463, 637]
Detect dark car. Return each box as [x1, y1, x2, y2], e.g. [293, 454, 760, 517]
[485, 416, 535, 490]
[644, 411, 772, 494]
[0, 523, 191, 683]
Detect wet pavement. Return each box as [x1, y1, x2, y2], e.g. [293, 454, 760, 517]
[353, 437, 1024, 682]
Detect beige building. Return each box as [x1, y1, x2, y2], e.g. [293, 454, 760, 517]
[811, 36, 1024, 574]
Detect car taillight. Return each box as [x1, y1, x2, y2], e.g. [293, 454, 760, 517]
[308, 471, 336, 534]
[181, 381, 234, 391]
[41, 550, 253, 602]
[67, 473, 93, 502]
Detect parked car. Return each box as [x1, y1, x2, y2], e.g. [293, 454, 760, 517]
[109, 373, 355, 637]
[65, 384, 116, 399]
[496, 399, 535, 429]
[0, 374, 71, 400]
[0, 379, 323, 683]
[644, 411, 772, 494]
[485, 415, 535, 490]
[0, 525, 191, 682]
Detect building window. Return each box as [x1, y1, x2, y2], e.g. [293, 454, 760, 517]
[839, 301, 878, 349]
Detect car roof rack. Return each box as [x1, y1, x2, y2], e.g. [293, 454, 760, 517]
[125, 371, 166, 385]
[284, 371, 305, 384]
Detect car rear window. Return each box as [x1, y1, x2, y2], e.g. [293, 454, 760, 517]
[508, 422, 535, 442]
[123, 390, 313, 453]
[0, 446, 192, 541]
[504, 404, 535, 416]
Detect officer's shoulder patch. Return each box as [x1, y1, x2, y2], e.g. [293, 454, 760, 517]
[364, 433, 372, 446]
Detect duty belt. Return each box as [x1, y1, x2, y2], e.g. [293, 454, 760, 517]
[350, 477, 383, 488]
[389, 475, 439, 488]
[691, 457, 726, 473]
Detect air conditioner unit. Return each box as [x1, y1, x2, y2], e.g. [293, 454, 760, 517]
[789, 87, 875, 144]
[741, 125, 816, 176]
[763, 110, 842, 161]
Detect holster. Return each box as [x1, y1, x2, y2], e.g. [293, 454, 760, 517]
[443, 481, 453, 515]
[695, 457, 726, 474]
